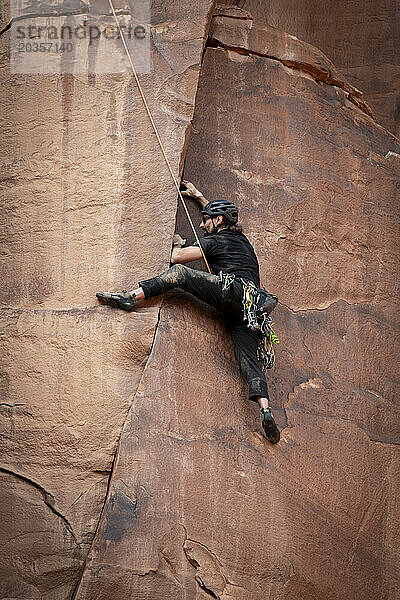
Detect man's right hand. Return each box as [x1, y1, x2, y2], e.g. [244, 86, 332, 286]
[180, 180, 203, 199]
[180, 180, 208, 209]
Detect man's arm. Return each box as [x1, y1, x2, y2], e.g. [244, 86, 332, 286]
[171, 246, 202, 264]
[171, 233, 202, 264]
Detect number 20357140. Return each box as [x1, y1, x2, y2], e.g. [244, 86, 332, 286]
[18, 42, 73, 52]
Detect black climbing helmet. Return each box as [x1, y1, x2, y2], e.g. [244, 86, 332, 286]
[201, 199, 239, 224]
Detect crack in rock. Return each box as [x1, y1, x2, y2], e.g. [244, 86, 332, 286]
[71, 300, 164, 599]
[208, 37, 374, 119]
[194, 576, 219, 598]
[0, 467, 79, 545]
[0, 5, 133, 37]
[71, 441, 120, 599]
[280, 298, 355, 313]
[180, 523, 229, 599]
[206, 9, 377, 121]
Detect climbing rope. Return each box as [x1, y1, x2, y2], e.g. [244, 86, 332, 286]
[107, 0, 211, 273]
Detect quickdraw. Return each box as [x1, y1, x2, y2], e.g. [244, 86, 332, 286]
[219, 274, 280, 372]
[220, 272, 236, 291]
[242, 279, 260, 330]
[241, 279, 280, 372]
[257, 320, 279, 371]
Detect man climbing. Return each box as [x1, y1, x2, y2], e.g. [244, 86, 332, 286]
[96, 182, 280, 444]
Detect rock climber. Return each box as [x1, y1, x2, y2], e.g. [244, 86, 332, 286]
[96, 181, 280, 444]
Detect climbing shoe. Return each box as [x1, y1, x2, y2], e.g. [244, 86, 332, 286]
[260, 407, 280, 444]
[96, 290, 135, 311]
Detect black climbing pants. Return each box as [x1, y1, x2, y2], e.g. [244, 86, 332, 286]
[139, 264, 269, 401]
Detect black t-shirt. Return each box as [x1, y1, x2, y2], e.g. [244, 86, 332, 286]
[193, 229, 260, 286]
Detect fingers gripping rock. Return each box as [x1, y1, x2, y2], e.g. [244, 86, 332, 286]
[172, 234, 186, 248]
[180, 180, 203, 198]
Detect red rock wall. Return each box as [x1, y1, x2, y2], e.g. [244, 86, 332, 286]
[1, 3, 399, 599]
[74, 10, 400, 600]
[219, 0, 400, 136]
[0, 1, 215, 597]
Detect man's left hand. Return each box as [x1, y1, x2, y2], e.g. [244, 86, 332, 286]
[172, 233, 186, 248]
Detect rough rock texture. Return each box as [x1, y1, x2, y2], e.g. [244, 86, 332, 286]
[218, 0, 400, 136]
[73, 9, 400, 600]
[0, 0, 215, 597]
[209, 6, 374, 119]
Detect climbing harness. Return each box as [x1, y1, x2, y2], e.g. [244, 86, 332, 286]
[220, 273, 280, 371]
[107, 0, 211, 274]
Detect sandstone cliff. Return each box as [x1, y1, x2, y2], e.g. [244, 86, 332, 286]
[0, 0, 215, 596]
[218, 0, 400, 137]
[1, 3, 399, 600]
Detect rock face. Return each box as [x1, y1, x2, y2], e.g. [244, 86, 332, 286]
[74, 9, 400, 600]
[1, 3, 400, 600]
[218, 0, 400, 136]
[0, 1, 215, 597]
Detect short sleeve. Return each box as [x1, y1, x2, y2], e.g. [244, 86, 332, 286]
[192, 236, 218, 258]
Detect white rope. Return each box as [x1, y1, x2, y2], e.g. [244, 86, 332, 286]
[107, 0, 211, 273]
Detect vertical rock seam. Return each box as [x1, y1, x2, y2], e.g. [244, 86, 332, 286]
[70, 302, 164, 600]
